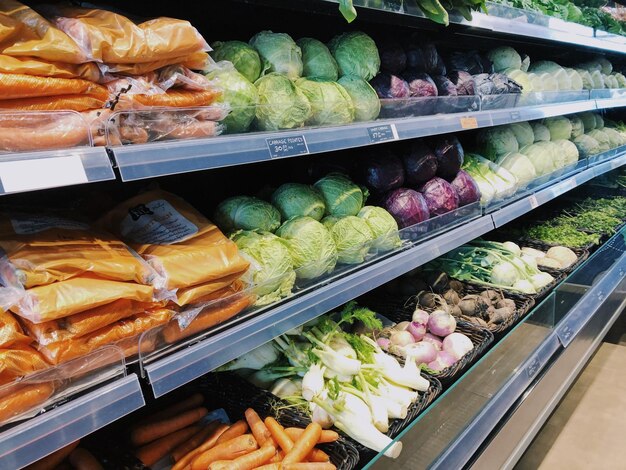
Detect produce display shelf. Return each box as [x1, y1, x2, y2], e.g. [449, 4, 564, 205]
[0, 147, 114, 195]
[364, 225, 626, 470]
[0, 374, 145, 470]
[142, 215, 495, 398]
[111, 99, 608, 182]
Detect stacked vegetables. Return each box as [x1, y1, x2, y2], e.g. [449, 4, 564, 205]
[210, 31, 381, 133]
[222, 303, 431, 457]
[427, 240, 555, 294]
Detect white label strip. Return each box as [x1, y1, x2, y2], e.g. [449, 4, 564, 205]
[0, 155, 88, 193]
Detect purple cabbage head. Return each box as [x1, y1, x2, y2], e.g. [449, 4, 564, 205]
[451, 170, 481, 206]
[432, 75, 458, 96]
[401, 70, 438, 97]
[447, 70, 475, 96]
[370, 73, 410, 99]
[401, 141, 438, 187]
[433, 136, 464, 181]
[358, 150, 405, 193]
[383, 188, 430, 228]
[378, 38, 407, 75]
[419, 177, 459, 216]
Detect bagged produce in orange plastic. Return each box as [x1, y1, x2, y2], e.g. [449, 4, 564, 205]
[118, 89, 221, 109]
[0, 72, 109, 99]
[96, 190, 249, 291]
[0, 0, 87, 64]
[0, 54, 102, 80]
[0, 381, 54, 423]
[175, 272, 245, 306]
[0, 344, 49, 385]
[0, 94, 107, 112]
[9, 276, 155, 323]
[103, 51, 210, 75]
[19, 299, 169, 345]
[0, 309, 30, 348]
[38, 307, 173, 364]
[48, 6, 209, 64]
[0, 111, 91, 152]
[0, 214, 158, 289]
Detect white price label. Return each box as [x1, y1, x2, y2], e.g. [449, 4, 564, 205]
[529, 195, 539, 209]
[0, 155, 87, 193]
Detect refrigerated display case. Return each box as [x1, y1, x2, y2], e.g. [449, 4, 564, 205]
[2, 0, 626, 468]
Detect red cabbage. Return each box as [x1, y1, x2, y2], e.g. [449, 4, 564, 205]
[404, 37, 445, 75]
[419, 177, 459, 216]
[433, 136, 464, 181]
[378, 38, 407, 75]
[447, 70, 475, 95]
[401, 70, 438, 97]
[445, 51, 486, 75]
[451, 170, 481, 206]
[358, 150, 405, 193]
[383, 188, 430, 228]
[401, 141, 438, 187]
[370, 73, 410, 99]
[432, 75, 457, 96]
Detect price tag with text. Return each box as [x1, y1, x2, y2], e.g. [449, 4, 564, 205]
[526, 354, 543, 379]
[0, 155, 87, 194]
[266, 135, 309, 159]
[367, 124, 398, 143]
[460, 117, 478, 129]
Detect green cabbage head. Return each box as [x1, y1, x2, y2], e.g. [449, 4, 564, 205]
[314, 173, 366, 216]
[206, 64, 258, 134]
[544, 116, 572, 141]
[569, 115, 584, 138]
[249, 31, 303, 79]
[296, 78, 355, 126]
[553, 140, 579, 166]
[337, 75, 380, 122]
[573, 134, 600, 158]
[602, 127, 625, 148]
[297, 38, 338, 81]
[508, 122, 534, 147]
[487, 46, 521, 73]
[254, 73, 311, 131]
[231, 230, 296, 305]
[476, 126, 519, 160]
[214, 196, 281, 233]
[323, 215, 374, 264]
[211, 40, 263, 83]
[495, 152, 537, 188]
[271, 183, 326, 221]
[328, 32, 380, 81]
[276, 216, 338, 279]
[587, 129, 610, 152]
[531, 122, 550, 142]
[357, 206, 401, 252]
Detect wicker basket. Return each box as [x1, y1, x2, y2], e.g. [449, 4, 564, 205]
[199, 371, 442, 465]
[358, 294, 493, 385]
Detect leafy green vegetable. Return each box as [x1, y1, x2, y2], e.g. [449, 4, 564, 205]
[214, 195, 281, 233]
[295, 79, 355, 126]
[211, 41, 263, 83]
[254, 73, 311, 131]
[250, 31, 303, 79]
[297, 38, 339, 81]
[272, 183, 326, 221]
[328, 32, 380, 81]
[314, 173, 366, 216]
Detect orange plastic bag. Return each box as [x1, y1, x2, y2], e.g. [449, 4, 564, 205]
[96, 190, 249, 291]
[0, 72, 108, 99]
[50, 6, 208, 64]
[0, 309, 30, 348]
[0, 344, 49, 385]
[38, 307, 173, 364]
[175, 272, 246, 307]
[19, 299, 169, 345]
[0, 1, 87, 64]
[119, 89, 220, 109]
[0, 94, 107, 111]
[0, 54, 102, 80]
[0, 381, 54, 424]
[10, 276, 155, 323]
[0, 215, 158, 289]
[103, 51, 210, 75]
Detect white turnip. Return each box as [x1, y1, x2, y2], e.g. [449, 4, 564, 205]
[443, 332, 474, 360]
[427, 310, 456, 336]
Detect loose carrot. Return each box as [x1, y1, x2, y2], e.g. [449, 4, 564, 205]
[140, 393, 204, 425]
[283, 463, 336, 470]
[269, 449, 285, 463]
[255, 464, 282, 470]
[244, 408, 274, 447]
[25, 441, 79, 470]
[172, 421, 220, 462]
[207, 445, 275, 470]
[171, 423, 229, 470]
[190, 434, 258, 470]
[215, 419, 249, 444]
[131, 407, 208, 446]
[135, 425, 200, 466]
[283, 423, 322, 464]
[285, 428, 339, 444]
[69, 448, 104, 470]
[307, 448, 330, 463]
[265, 417, 294, 453]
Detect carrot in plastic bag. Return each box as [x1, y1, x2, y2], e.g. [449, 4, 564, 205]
[0, 344, 49, 385]
[10, 276, 155, 322]
[0, 112, 91, 151]
[175, 274, 245, 307]
[95, 190, 249, 290]
[0, 72, 109, 99]
[0, 95, 107, 112]
[0, 308, 31, 348]
[103, 51, 210, 75]
[0, 216, 158, 289]
[129, 89, 221, 108]
[0, 54, 102, 81]
[38, 307, 173, 364]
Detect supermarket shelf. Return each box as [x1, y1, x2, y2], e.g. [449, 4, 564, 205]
[365, 226, 626, 470]
[0, 374, 144, 470]
[112, 100, 610, 181]
[143, 215, 495, 397]
[491, 147, 626, 228]
[0, 147, 114, 195]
